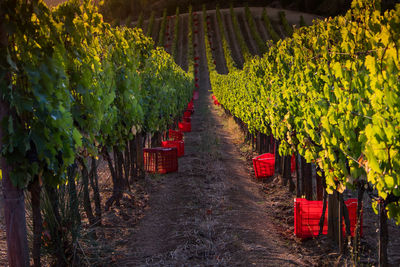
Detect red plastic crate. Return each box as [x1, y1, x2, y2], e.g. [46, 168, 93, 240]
[252, 153, 275, 178]
[259, 152, 295, 172]
[294, 198, 362, 239]
[168, 129, 183, 141]
[162, 140, 184, 157]
[187, 101, 194, 109]
[294, 198, 327, 238]
[291, 154, 296, 173]
[183, 110, 192, 117]
[213, 99, 220, 106]
[143, 147, 178, 174]
[212, 95, 217, 100]
[183, 116, 191, 123]
[178, 121, 191, 132]
[345, 199, 363, 237]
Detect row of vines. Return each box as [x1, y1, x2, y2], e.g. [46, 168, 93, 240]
[206, 0, 399, 265]
[0, 0, 193, 265]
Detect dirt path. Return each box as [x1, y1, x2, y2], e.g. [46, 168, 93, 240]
[0, 185, 6, 266]
[116, 12, 313, 267]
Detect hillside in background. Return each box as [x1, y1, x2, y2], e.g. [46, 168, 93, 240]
[99, 0, 338, 23]
[44, 0, 397, 24]
[98, 0, 398, 24]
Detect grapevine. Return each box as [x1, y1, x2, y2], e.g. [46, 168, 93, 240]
[216, 4, 237, 71]
[1, 0, 192, 215]
[146, 11, 155, 36]
[157, 8, 167, 47]
[211, 0, 400, 224]
[279, 11, 293, 37]
[245, 5, 267, 54]
[230, 4, 251, 61]
[262, 8, 280, 43]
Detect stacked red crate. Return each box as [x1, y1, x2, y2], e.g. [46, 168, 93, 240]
[143, 147, 178, 174]
[161, 140, 184, 157]
[168, 129, 183, 141]
[178, 121, 191, 132]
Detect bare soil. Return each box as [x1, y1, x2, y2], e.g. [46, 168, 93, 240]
[0, 217, 6, 266]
